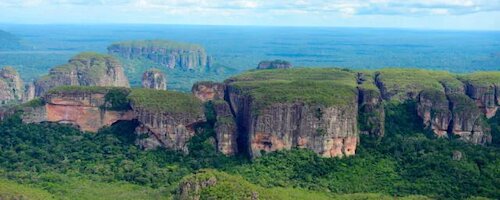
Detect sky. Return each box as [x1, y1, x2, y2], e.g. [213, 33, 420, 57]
[0, 0, 499, 30]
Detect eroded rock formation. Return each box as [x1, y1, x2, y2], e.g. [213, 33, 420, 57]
[212, 100, 238, 156]
[130, 89, 205, 153]
[447, 94, 491, 144]
[257, 60, 292, 70]
[191, 81, 225, 102]
[416, 90, 452, 137]
[0, 66, 24, 106]
[22, 88, 135, 132]
[108, 40, 212, 71]
[226, 85, 358, 158]
[357, 72, 385, 137]
[34, 52, 130, 97]
[464, 82, 498, 118]
[142, 69, 167, 90]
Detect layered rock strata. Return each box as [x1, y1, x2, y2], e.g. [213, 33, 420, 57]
[212, 100, 238, 156]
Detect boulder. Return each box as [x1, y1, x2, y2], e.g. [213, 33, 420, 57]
[142, 69, 167, 90]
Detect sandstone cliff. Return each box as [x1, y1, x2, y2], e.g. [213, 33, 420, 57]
[416, 90, 452, 137]
[129, 89, 205, 153]
[22, 87, 135, 132]
[108, 40, 212, 71]
[461, 72, 500, 118]
[225, 68, 359, 158]
[447, 94, 491, 145]
[0, 66, 24, 106]
[142, 69, 167, 90]
[212, 100, 238, 156]
[34, 52, 130, 97]
[257, 60, 292, 70]
[191, 81, 225, 102]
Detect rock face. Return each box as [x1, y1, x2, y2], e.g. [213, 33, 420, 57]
[257, 60, 292, 70]
[447, 94, 491, 145]
[22, 88, 135, 132]
[142, 69, 167, 90]
[0, 66, 24, 106]
[464, 82, 498, 118]
[191, 81, 225, 102]
[416, 90, 452, 137]
[226, 85, 358, 158]
[357, 73, 385, 137]
[108, 40, 212, 71]
[212, 100, 238, 156]
[23, 81, 36, 102]
[129, 89, 205, 153]
[34, 52, 130, 97]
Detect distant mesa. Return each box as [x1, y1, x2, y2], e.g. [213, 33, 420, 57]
[257, 59, 292, 70]
[33, 52, 130, 97]
[142, 69, 167, 90]
[107, 40, 212, 71]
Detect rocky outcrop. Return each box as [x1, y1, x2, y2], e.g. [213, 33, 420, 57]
[108, 40, 212, 71]
[191, 81, 225, 102]
[142, 69, 167, 90]
[129, 89, 205, 153]
[0, 66, 24, 106]
[34, 52, 130, 97]
[22, 87, 135, 132]
[448, 94, 491, 145]
[23, 81, 36, 102]
[464, 82, 498, 118]
[257, 60, 292, 70]
[212, 100, 238, 156]
[226, 85, 358, 158]
[416, 90, 452, 137]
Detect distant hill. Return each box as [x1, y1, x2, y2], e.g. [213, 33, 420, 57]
[0, 30, 21, 50]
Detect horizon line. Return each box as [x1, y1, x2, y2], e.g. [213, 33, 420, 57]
[1, 22, 499, 32]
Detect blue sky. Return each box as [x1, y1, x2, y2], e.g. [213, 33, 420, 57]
[0, 0, 499, 30]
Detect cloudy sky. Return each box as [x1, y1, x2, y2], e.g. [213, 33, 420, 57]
[0, 0, 499, 30]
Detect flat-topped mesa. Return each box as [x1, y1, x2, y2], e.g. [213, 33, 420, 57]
[21, 86, 135, 132]
[142, 69, 167, 90]
[0, 66, 24, 106]
[108, 40, 212, 71]
[460, 72, 500, 118]
[34, 52, 130, 97]
[374, 68, 464, 101]
[129, 89, 205, 153]
[225, 68, 359, 158]
[191, 81, 225, 102]
[257, 60, 292, 70]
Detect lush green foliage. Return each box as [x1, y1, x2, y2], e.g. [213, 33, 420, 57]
[103, 88, 132, 110]
[128, 88, 203, 115]
[0, 100, 498, 199]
